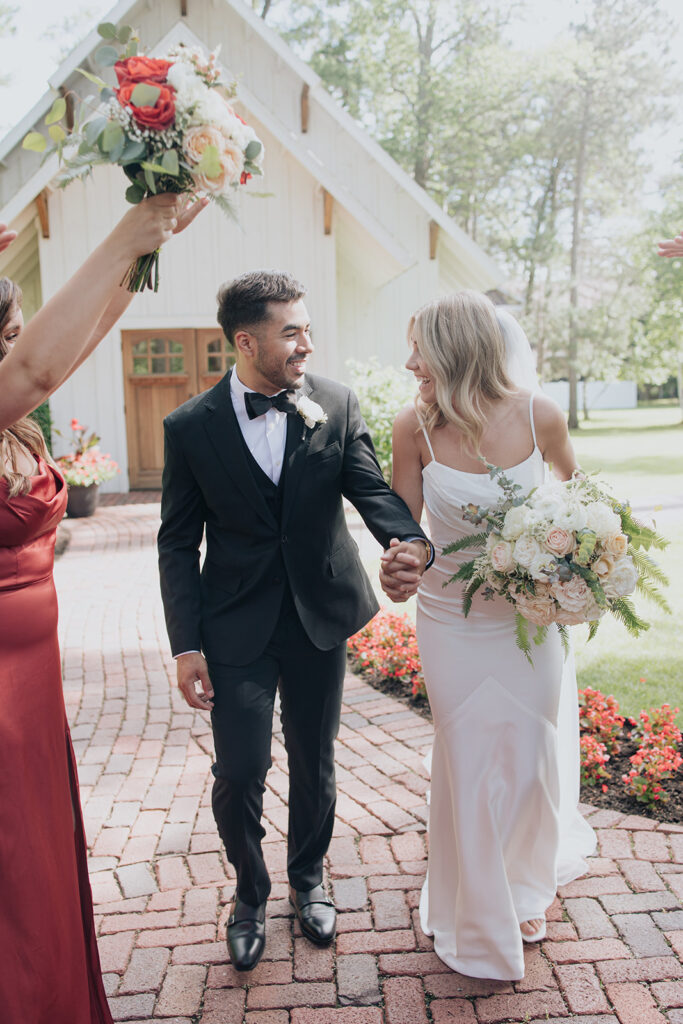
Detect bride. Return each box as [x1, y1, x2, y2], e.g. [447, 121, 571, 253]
[381, 291, 596, 981]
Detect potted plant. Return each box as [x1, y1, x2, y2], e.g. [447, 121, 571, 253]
[55, 418, 119, 517]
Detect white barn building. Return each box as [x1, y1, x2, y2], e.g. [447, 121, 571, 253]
[0, 0, 504, 491]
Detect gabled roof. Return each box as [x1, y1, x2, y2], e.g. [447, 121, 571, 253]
[0, 0, 504, 290]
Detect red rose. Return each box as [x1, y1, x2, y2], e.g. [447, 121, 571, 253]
[114, 56, 173, 85]
[117, 80, 176, 130]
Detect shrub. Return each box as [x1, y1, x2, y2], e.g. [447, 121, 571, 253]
[622, 744, 683, 806]
[348, 358, 416, 483]
[578, 687, 625, 754]
[580, 734, 611, 790]
[348, 609, 425, 699]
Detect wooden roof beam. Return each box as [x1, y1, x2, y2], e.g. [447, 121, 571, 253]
[323, 189, 333, 236]
[35, 189, 50, 239]
[429, 219, 439, 260]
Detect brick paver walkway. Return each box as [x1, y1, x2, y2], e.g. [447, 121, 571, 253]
[54, 503, 683, 1024]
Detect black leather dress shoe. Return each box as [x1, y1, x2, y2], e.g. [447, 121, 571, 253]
[226, 899, 266, 971]
[290, 884, 336, 945]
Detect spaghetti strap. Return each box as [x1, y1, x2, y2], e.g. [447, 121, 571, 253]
[529, 393, 538, 449]
[421, 425, 436, 462]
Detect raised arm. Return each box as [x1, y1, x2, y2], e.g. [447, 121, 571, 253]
[0, 194, 206, 429]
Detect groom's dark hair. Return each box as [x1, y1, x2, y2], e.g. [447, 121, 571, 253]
[217, 270, 307, 344]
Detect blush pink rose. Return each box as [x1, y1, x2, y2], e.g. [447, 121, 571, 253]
[514, 588, 556, 626]
[490, 540, 515, 572]
[551, 576, 590, 613]
[544, 526, 574, 556]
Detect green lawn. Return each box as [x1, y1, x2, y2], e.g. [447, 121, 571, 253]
[569, 404, 683, 721]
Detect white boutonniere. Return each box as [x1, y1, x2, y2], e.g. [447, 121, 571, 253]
[297, 395, 328, 429]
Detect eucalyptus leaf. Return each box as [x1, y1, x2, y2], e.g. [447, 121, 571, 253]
[95, 45, 119, 68]
[76, 68, 107, 90]
[84, 115, 108, 146]
[22, 131, 47, 153]
[161, 149, 179, 176]
[141, 160, 168, 174]
[245, 140, 262, 161]
[45, 96, 67, 126]
[125, 182, 146, 204]
[101, 121, 124, 153]
[117, 25, 132, 44]
[97, 22, 117, 39]
[130, 83, 160, 108]
[120, 139, 147, 164]
[195, 143, 221, 178]
[144, 166, 157, 193]
[49, 124, 67, 144]
[125, 40, 139, 57]
[108, 134, 126, 163]
[101, 87, 116, 103]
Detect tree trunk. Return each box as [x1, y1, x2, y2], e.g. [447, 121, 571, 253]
[412, 2, 436, 189]
[568, 88, 591, 430]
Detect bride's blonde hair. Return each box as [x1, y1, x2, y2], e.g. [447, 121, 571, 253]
[409, 290, 514, 454]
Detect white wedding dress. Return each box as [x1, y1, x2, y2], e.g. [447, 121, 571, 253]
[417, 395, 596, 981]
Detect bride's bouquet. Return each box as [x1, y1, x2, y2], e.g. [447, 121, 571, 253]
[23, 22, 265, 291]
[446, 467, 669, 661]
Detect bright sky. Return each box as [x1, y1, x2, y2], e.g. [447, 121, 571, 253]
[1, 0, 682, 165]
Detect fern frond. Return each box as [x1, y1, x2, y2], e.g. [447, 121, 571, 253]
[619, 508, 668, 551]
[635, 574, 672, 613]
[587, 620, 601, 642]
[443, 532, 488, 555]
[443, 560, 478, 587]
[630, 547, 670, 587]
[558, 624, 570, 658]
[514, 613, 533, 664]
[610, 597, 650, 636]
[462, 576, 484, 617]
[533, 624, 548, 647]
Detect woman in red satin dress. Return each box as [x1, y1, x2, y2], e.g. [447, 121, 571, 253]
[0, 196, 206, 1023]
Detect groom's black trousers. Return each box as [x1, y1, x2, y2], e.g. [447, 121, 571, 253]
[209, 586, 347, 907]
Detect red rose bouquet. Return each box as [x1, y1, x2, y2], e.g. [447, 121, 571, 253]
[23, 23, 264, 291]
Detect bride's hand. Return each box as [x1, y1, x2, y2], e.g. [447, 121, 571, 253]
[0, 223, 17, 254]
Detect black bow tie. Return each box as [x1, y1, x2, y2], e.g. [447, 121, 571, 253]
[244, 389, 299, 420]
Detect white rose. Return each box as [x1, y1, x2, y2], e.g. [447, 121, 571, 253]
[592, 551, 615, 578]
[529, 550, 558, 581]
[502, 504, 531, 541]
[604, 533, 629, 557]
[513, 535, 541, 569]
[554, 502, 588, 532]
[529, 483, 566, 519]
[603, 556, 638, 599]
[297, 395, 327, 428]
[585, 501, 622, 541]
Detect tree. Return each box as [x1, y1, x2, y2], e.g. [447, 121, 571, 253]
[0, 4, 17, 87]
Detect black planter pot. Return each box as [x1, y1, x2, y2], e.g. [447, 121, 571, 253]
[66, 482, 100, 518]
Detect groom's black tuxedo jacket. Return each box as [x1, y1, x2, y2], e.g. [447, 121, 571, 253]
[158, 369, 427, 666]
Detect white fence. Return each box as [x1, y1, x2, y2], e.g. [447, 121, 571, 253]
[541, 380, 637, 411]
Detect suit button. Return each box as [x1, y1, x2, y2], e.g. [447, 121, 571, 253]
[273, 576, 282, 584]
[281, 535, 288, 543]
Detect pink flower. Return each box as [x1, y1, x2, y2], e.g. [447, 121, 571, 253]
[544, 526, 574, 556]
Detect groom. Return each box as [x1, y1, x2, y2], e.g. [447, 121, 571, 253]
[158, 270, 432, 970]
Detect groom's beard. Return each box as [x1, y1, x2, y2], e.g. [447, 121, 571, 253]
[253, 351, 307, 392]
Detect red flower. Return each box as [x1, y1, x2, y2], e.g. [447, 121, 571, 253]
[117, 80, 176, 129]
[240, 171, 252, 185]
[114, 56, 173, 85]
[71, 418, 84, 431]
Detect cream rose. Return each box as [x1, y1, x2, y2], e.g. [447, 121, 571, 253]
[489, 539, 515, 573]
[551, 576, 590, 612]
[605, 533, 629, 557]
[183, 125, 225, 164]
[502, 505, 531, 541]
[514, 589, 557, 627]
[513, 535, 541, 569]
[603, 556, 638, 599]
[593, 551, 615, 578]
[544, 526, 574, 557]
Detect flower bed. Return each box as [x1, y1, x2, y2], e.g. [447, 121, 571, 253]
[348, 609, 683, 822]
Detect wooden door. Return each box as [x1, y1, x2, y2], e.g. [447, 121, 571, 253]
[197, 328, 236, 393]
[122, 329, 198, 489]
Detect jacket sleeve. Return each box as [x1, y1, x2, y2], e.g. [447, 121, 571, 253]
[157, 418, 206, 656]
[340, 388, 428, 549]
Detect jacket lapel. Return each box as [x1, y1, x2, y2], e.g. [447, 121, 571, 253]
[202, 369, 279, 530]
[281, 378, 313, 527]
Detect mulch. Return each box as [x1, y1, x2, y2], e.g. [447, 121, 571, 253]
[350, 659, 683, 825]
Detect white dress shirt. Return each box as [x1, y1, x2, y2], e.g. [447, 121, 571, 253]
[230, 369, 289, 485]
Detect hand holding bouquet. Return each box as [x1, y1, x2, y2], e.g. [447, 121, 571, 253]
[446, 467, 669, 661]
[24, 22, 265, 291]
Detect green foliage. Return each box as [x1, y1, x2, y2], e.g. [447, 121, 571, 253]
[30, 402, 53, 455]
[348, 357, 415, 483]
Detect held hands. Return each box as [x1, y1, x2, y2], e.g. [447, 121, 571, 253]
[657, 231, 683, 258]
[113, 193, 209, 260]
[176, 651, 214, 712]
[379, 538, 428, 603]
